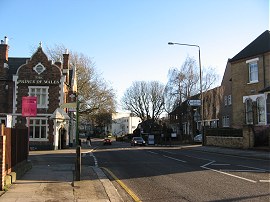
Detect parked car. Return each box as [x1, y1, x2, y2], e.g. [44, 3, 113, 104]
[103, 138, 112, 145]
[131, 137, 146, 146]
[194, 134, 202, 143]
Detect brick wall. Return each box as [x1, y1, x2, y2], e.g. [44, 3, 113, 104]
[231, 54, 270, 127]
[0, 125, 6, 191]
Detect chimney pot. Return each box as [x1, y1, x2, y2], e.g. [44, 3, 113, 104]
[4, 36, 8, 44]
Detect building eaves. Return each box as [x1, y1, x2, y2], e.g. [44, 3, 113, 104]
[229, 30, 270, 63]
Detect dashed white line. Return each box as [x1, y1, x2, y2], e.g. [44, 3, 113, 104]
[259, 180, 270, 183]
[148, 151, 159, 155]
[163, 155, 186, 163]
[211, 163, 230, 166]
[237, 165, 269, 172]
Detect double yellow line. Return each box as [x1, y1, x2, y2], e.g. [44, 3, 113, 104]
[102, 167, 142, 202]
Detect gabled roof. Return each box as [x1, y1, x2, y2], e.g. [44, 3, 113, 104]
[230, 30, 270, 62]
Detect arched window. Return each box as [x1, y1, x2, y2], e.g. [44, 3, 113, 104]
[257, 97, 265, 124]
[245, 99, 253, 124]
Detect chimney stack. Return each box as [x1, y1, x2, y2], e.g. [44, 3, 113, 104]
[0, 36, 8, 63]
[62, 49, 70, 84]
[63, 49, 69, 70]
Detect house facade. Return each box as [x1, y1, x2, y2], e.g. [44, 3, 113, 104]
[106, 112, 141, 136]
[219, 61, 233, 128]
[229, 30, 270, 128]
[0, 38, 77, 150]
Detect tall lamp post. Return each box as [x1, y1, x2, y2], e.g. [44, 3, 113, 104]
[168, 42, 204, 144]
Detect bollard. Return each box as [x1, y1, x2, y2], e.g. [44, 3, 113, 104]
[75, 146, 81, 181]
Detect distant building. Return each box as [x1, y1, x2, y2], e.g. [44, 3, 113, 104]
[0, 38, 77, 150]
[106, 112, 141, 136]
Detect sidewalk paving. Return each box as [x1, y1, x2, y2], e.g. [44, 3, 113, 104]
[0, 143, 268, 202]
[0, 144, 123, 202]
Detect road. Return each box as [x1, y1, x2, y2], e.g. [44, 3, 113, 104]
[90, 139, 270, 202]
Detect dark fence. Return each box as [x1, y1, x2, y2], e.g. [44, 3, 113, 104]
[205, 127, 243, 137]
[5, 127, 28, 173]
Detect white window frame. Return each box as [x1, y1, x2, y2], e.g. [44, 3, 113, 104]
[224, 96, 227, 106]
[222, 116, 230, 127]
[29, 86, 49, 108]
[228, 95, 232, 105]
[257, 96, 265, 124]
[29, 118, 48, 141]
[246, 58, 259, 84]
[245, 99, 253, 124]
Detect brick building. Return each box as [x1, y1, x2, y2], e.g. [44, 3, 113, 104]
[0, 38, 77, 150]
[229, 30, 270, 128]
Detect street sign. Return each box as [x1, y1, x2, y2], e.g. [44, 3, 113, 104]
[188, 99, 201, 106]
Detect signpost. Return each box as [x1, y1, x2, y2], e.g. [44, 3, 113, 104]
[187, 99, 201, 106]
[22, 96, 37, 157]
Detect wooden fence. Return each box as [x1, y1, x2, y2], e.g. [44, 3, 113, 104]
[1, 125, 28, 190]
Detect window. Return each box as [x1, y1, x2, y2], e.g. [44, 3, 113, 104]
[245, 99, 253, 124]
[222, 116, 230, 127]
[0, 118, 6, 125]
[246, 58, 259, 83]
[29, 86, 48, 108]
[29, 118, 48, 140]
[224, 96, 227, 106]
[257, 97, 265, 124]
[228, 95, 232, 105]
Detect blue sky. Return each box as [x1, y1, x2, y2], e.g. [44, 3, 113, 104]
[1, 0, 269, 110]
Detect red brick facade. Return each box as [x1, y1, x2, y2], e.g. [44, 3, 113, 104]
[0, 39, 77, 150]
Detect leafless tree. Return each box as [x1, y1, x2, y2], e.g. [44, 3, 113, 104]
[121, 81, 165, 121]
[164, 56, 219, 112]
[46, 44, 117, 126]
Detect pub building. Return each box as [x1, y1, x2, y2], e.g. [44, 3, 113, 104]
[0, 37, 77, 150]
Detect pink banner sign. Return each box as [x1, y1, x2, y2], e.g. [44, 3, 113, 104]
[22, 96, 37, 117]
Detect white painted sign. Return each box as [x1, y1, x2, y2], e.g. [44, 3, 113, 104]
[188, 100, 201, 106]
[6, 115, 12, 128]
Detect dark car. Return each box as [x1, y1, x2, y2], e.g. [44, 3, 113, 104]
[131, 137, 146, 146]
[103, 138, 112, 145]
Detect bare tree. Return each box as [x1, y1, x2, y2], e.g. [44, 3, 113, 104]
[164, 56, 219, 112]
[121, 81, 165, 121]
[46, 44, 117, 126]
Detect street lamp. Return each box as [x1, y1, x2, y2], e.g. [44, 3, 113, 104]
[168, 42, 204, 144]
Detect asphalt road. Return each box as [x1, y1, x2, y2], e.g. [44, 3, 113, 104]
[91, 139, 270, 202]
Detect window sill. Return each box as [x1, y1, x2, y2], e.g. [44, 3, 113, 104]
[247, 81, 258, 84]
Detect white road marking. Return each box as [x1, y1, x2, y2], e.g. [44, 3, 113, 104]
[163, 151, 176, 155]
[163, 155, 186, 163]
[237, 165, 269, 172]
[148, 151, 159, 155]
[211, 163, 230, 166]
[184, 154, 214, 161]
[222, 170, 266, 173]
[259, 180, 270, 183]
[201, 161, 257, 183]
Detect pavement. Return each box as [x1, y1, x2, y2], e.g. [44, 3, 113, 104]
[0, 142, 269, 202]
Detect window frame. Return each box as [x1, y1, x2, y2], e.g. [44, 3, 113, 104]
[228, 95, 232, 105]
[28, 86, 49, 109]
[28, 118, 48, 141]
[257, 96, 265, 124]
[245, 98, 253, 124]
[246, 58, 259, 84]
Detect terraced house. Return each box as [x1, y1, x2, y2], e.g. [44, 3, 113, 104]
[0, 38, 77, 150]
[169, 30, 270, 148]
[229, 30, 270, 146]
